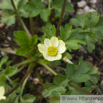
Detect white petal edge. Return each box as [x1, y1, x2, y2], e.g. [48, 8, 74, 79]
[50, 36, 59, 47]
[44, 38, 52, 47]
[43, 53, 55, 61]
[0, 96, 6, 100]
[54, 53, 62, 60]
[0, 86, 5, 96]
[57, 40, 66, 53]
[38, 44, 47, 54]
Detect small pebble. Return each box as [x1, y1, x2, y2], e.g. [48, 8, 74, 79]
[89, 9, 96, 12]
[90, 0, 97, 4]
[84, 5, 90, 13]
[77, 9, 84, 14]
[77, 1, 87, 8]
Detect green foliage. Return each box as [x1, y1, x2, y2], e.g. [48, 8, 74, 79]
[24, 0, 50, 22]
[0, 0, 29, 26]
[24, 0, 74, 21]
[42, 75, 69, 97]
[4, 66, 17, 77]
[65, 61, 100, 83]
[52, 0, 74, 17]
[0, 56, 8, 70]
[60, 23, 73, 41]
[1, 11, 16, 26]
[42, 23, 56, 38]
[0, 0, 102, 102]
[20, 94, 36, 103]
[14, 31, 38, 55]
[70, 12, 103, 53]
[50, 97, 60, 103]
[0, 74, 6, 86]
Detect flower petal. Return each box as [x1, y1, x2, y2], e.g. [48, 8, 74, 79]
[0, 96, 6, 100]
[38, 44, 47, 54]
[51, 36, 59, 47]
[43, 53, 55, 61]
[44, 38, 52, 47]
[0, 86, 5, 96]
[54, 53, 62, 60]
[57, 40, 66, 53]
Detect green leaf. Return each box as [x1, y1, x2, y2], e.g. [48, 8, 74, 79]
[51, 61, 61, 66]
[70, 18, 80, 26]
[72, 74, 90, 83]
[65, 52, 72, 59]
[88, 66, 98, 75]
[24, 0, 50, 21]
[14, 31, 30, 47]
[1, 11, 16, 26]
[76, 61, 91, 74]
[43, 82, 66, 97]
[0, 56, 8, 69]
[60, 23, 73, 41]
[0, 74, 6, 86]
[92, 18, 103, 34]
[70, 14, 86, 28]
[42, 23, 56, 38]
[65, 64, 75, 79]
[85, 11, 100, 27]
[85, 35, 95, 53]
[66, 39, 86, 51]
[52, 0, 74, 17]
[30, 35, 38, 46]
[53, 75, 68, 86]
[16, 48, 31, 56]
[52, 25, 56, 36]
[22, 94, 36, 103]
[4, 66, 17, 77]
[18, 0, 29, 18]
[40, 9, 51, 22]
[0, 0, 20, 10]
[50, 97, 60, 103]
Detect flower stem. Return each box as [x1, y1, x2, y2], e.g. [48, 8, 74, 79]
[29, 17, 35, 36]
[36, 69, 45, 89]
[38, 61, 57, 75]
[13, 59, 32, 67]
[56, 0, 66, 36]
[5, 63, 35, 96]
[10, 0, 32, 38]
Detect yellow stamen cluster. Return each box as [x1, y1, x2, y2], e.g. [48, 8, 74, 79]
[47, 46, 58, 56]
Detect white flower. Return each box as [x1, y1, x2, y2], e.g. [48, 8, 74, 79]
[38, 36, 66, 61]
[0, 86, 6, 100]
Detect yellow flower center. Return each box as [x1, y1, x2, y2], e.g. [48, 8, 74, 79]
[47, 46, 58, 56]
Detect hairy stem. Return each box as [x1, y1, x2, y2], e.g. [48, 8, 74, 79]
[5, 63, 35, 96]
[10, 0, 32, 38]
[56, 0, 66, 36]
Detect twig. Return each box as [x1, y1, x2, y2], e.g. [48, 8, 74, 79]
[91, 80, 103, 94]
[5, 63, 35, 96]
[69, 82, 93, 95]
[10, 0, 32, 38]
[56, 0, 66, 36]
